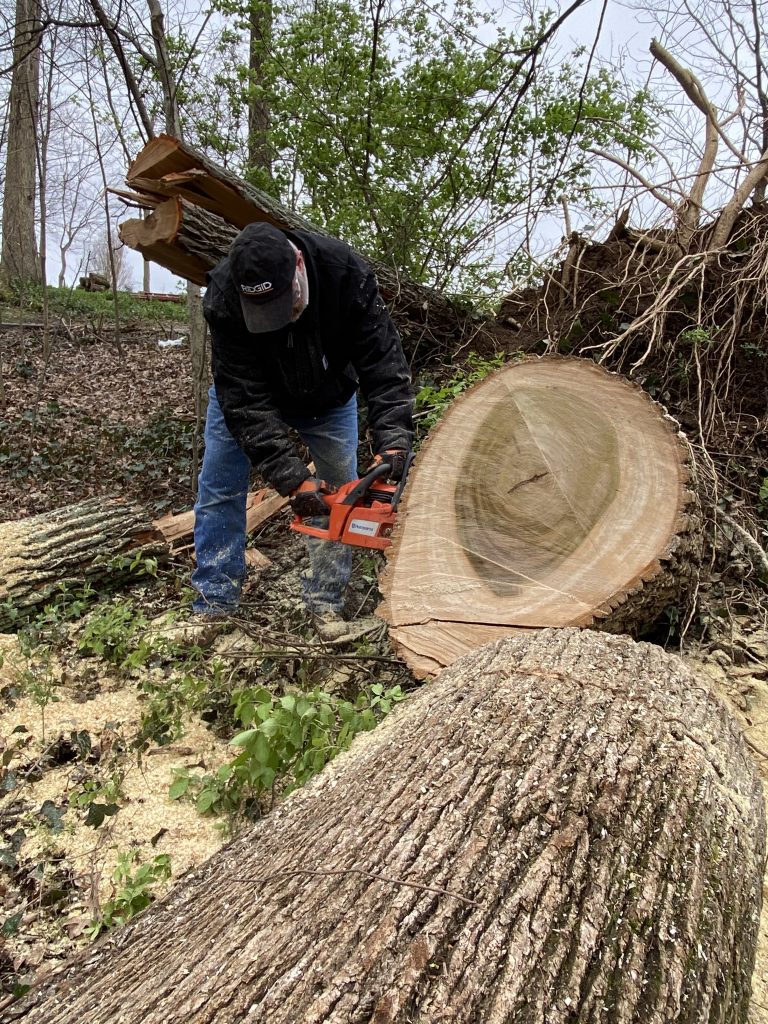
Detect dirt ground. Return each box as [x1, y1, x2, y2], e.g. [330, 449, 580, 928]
[1, 325, 767, 1016]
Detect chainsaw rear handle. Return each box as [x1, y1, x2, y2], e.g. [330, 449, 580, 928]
[341, 452, 414, 509]
[302, 464, 392, 517]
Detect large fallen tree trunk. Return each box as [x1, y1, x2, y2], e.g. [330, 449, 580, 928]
[379, 356, 702, 677]
[115, 135, 515, 364]
[0, 499, 168, 631]
[7, 629, 764, 1023]
[0, 489, 288, 629]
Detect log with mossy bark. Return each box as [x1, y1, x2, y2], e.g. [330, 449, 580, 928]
[0, 499, 169, 631]
[6, 628, 764, 1023]
[378, 356, 703, 677]
[114, 134, 514, 363]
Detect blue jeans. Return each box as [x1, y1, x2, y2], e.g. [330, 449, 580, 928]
[191, 386, 358, 616]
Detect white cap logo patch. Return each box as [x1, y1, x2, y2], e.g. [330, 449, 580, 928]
[241, 281, 273, 295]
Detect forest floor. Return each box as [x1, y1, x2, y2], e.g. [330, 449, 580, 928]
[1, 324, 767, 1017]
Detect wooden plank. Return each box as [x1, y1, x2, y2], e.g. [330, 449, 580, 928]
[153, 488, 289, 548]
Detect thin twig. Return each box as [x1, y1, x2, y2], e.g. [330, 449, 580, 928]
[719, 512, 768, 577]
[240, 867, 482, 907]
[220, 649, 402, 665]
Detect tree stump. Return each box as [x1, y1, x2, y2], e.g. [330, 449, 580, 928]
[7, 629, 764, 1024]
[0, 499, 167, 630]
[379, 356, 702, 677]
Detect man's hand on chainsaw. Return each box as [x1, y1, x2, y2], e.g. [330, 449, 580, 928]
[369, 449, 409, 481]
[290, 478, 337, 518]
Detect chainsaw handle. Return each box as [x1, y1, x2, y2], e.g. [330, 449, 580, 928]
[339, 462, 392, 506]
[390, 452, 415, 511]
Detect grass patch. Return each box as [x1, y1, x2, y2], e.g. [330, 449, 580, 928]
[0, 283, 188, 324]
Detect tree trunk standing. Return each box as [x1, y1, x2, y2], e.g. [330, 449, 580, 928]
[0, 499, 168, 631]
[146, 0, 209, 488]
[147, 0, 180, 140]
[1, 0, 42, 285]
[247, 0, 272, 174]
[7, 629, 764, 1023]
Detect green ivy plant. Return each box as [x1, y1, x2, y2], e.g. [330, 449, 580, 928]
[414, 352, 507, 440]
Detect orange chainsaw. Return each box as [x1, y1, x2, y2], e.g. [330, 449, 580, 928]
[290, 455, 413, 550]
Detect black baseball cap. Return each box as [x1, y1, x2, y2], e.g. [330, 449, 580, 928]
[229, 222, 297, 334]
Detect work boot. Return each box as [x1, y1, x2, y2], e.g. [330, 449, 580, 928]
[312, 608, 350, 642]
[312, 608, 384, 644]
[148, 611, 231, 651]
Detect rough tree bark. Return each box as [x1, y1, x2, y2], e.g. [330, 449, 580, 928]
[0, 499, 168, 630]
[379, 356, 702, 677]
[6, 629, 763, 1023]
[0, 0, 42, 285]
[0, 488, 291, 627]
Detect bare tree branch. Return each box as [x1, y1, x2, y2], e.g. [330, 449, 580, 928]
[86, 0, 153, 139]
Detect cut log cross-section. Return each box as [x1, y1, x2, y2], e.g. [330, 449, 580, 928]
[379, 357, 701, 677]
[7, 629, 764, 1023]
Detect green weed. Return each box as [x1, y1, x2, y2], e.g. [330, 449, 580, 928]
[15, 650, 59, 741]
[414, 352, 507, 440]
[170, 682, 406, 829]
[759, 477, 768, 520]
[136, 666, 220, 748]
[1, 283, 187, 324]
[679, 326, 713, 347]
[86, 851, 172, 940]
[77, 599, 149, 666]
[68, 769, 125, 829]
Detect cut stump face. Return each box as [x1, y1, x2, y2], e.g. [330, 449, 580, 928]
[379, 357, 694, 676]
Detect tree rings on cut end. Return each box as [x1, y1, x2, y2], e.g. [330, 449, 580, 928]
[379, 357, 697, 676]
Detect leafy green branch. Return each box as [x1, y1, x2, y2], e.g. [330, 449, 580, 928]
[170, 682, 405, 828]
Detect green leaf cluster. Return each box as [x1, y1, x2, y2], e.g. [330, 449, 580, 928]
[170, 681, 405, 826]
[758, 478, 768, 518]
[414, 351, 507, 439]
[223, 0, 656, 292]
[86, 852, 172, 940]
[77, 599, 149, 666]
[68, 770, 125, 829]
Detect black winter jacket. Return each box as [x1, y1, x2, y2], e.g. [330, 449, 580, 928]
[203, 229, 414, 496]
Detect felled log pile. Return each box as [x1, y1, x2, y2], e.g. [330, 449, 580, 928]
[78, 272, 110, 292]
